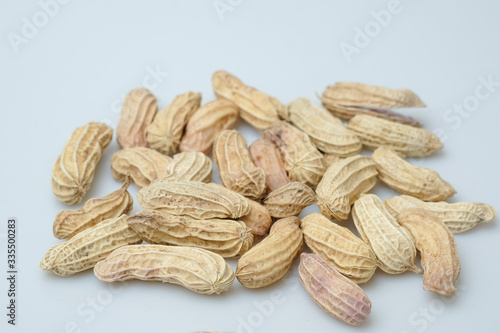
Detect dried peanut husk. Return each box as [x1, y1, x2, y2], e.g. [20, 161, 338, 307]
[239, 199, 273, 236]
[264, 182, 315, 218]
[147, 91, 201, 155]
[315, 155, 378, 221]
[161, 151, 212, 183]
[288, 97, 362, 157]
[321, 82, 424, 126]
[53, 177, 133, 239]
[52, 122, 113, 205]
[213, 130, 266, 199]
[398, 209, 460, 295]
[348, 115, 443, 157]
[111, 147, 173, 189]
[263, 121, 325, 186]
[117, 87, 157, 148]
[212, 70, 287, 130]
[301, 213, 377, 283]
[180, 99, 239, 154]
[385, 195, 496, 233]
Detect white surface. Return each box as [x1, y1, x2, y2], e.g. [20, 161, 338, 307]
[1, 0, 500, 332]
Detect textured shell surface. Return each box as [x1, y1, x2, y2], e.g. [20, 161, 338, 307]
[93, 244, 234, 295]
[385, 195, 496, 233]
[300, 213, 377, 283]
[51, 122, 113, 205]
[372, 146, 456, 201]
[398, 209, 460, 295]
[110, 147, 173, 189]
[147, 91, 201, 155]
[263, 121, 325, 186]
[347, 115, 443, 157]
[288, 97, 362, 157]
[161, 151, 212, 183]
[213, 129, 266, 199]
[212, 70, 287, 130]
[40, 215, 141, 276]
[127, 209, 253, 257]
[352, 194, 422, 274]
[239, 200, 273, 236]
[137, 181, 250, 219]
[264, 182, 316, 218]
[180, 99, 239, 154]
[117, 87, 157, 149]
[236, 216, 303, 288]
[315, 155, 378, 220]
[53, 178, 133, 239]
[298, 253, 372, 326]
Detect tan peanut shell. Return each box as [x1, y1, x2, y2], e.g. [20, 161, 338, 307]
[53, 177, 133, 239]
[40, 215, 141, 276]
[263, 121, 325, 186]
[180, 99, 239, 154]
[212, 70, 287, 130]
[127, 210, 253, 257]
[161, 151, 212, 183]
[288, 97, 362, 157]
[300, 213, 377, 283]
[323, 154, 343, 166]
[315, 155, 378, 221]
[321, 82, 424, 126]
[298, 253, 371, 326]
[385, 195, 496, 233]
[213, 130, 266, 199]
[110, 147, 173, 189]
[372, 146, 456, 201]
[236, 217, 303, 288]
[348, 115, 443, 157]
[398, 209, 460, 295]
[264, 182, 315, 218]
[52, 122, 113, 205]
[240, 200, 273, 236]
[147, 92, 201, 155]
[352, 194, 422, 274]
[248, 138, 291, 193]
[94, 245, 234, 295]
[117, 87, 157, 149]
[137, 181, 250, 219]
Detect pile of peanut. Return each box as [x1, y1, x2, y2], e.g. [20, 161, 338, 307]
[42, 71, 496, 326]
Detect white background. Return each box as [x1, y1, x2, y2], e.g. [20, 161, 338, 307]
[1, 1, 500, 332]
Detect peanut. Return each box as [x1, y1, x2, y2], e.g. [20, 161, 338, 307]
[161, 151, 212, 183]
[264, 182, 315, 218]
[239, 200, 273, 236]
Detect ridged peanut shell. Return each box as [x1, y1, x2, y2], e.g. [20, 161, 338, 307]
[315, 155, 378, 220]
[213, 130, 266, 199]
[323, 154, 343, 167]
[117, 87, 157, 148]
[161, 151, 212, 183]
[264, 182, 315, 218]
[301, 213, 377, 283]
[53, 178, 133, 239]
[127, 209, 253, 258]
[248, 138, 291, 193]
[236, 216, 303, 288]
[147, 92, 201, 155]
[372, 146, 456, 201]
[137, 181, 250, 219]
[288, 97, 362, 157]
[180, 99, 239, 154]
[263, 121, 325, 186]
[321, 82, 423, 126]
[212, 70, 287, 130]
[348, 115, 443, 157]
[51, 122, 113, 205]
[298, 253, 371, 326]
[398, 209, 460, 295]
[385, 195, 496, 233]
[40, 215, 141, 276]
[239, 200, 273, 236]
[94, 245, 234, 295]
[352, 194, 422, 274]
[111, 147, 173, 189]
